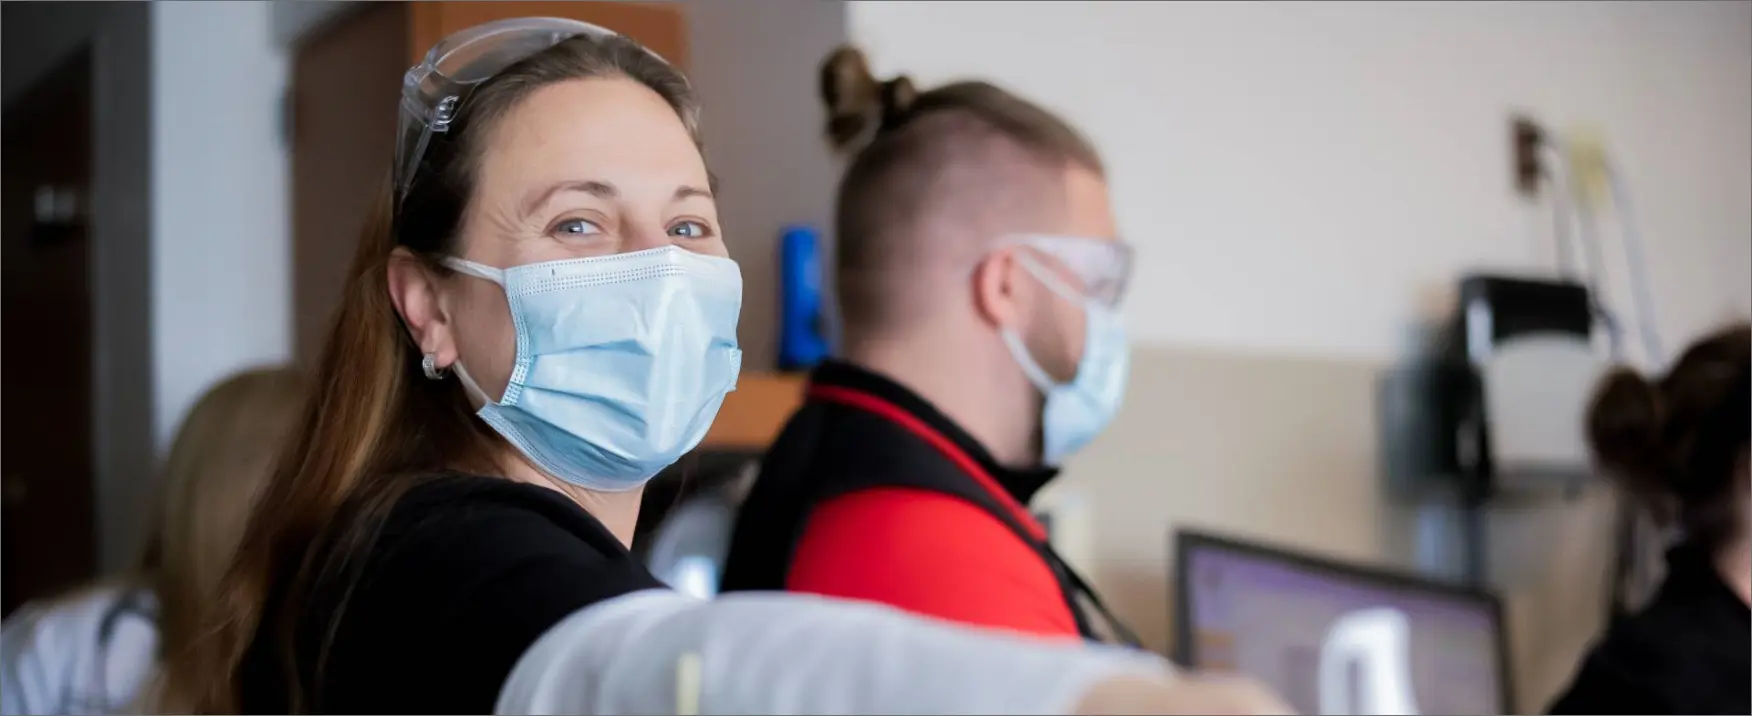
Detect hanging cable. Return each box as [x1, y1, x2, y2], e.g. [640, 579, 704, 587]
[1577, 206, 1629, 361]
[1540, 132, 1644, 625]
[1541, 140, 1626, 361]
[1549, 180, 1577, 280]
[1601, 156, 1667, 366]
[1588, 151, 1670, 625]
[1537, 144, 1579, 280]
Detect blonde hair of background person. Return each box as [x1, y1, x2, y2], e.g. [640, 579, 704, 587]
[150, 16, 1289, 716]
[0, 367, 306, 715]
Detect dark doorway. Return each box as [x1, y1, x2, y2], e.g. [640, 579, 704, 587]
[2, 48, 98, 617]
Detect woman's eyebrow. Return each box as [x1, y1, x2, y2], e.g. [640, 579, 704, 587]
[522, 181, 715, 214]
[673, 185, 712, 202]
[523, 179, 617, 215]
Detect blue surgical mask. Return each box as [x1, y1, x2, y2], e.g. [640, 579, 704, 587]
[999, 254, 1130, 466]
[445, 246, 743, 490]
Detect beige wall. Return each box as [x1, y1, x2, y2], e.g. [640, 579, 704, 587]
[1046, 345, 1620, 712]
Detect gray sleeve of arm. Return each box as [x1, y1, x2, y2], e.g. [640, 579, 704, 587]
[496, 589, 1174, 715]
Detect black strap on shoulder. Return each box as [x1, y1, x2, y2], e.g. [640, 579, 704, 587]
[742, 390, 1144, 648]
[809, 400, 1142, 648]
[1040, 546, 1144, 648]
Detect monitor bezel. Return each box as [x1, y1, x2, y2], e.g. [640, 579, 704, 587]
[1170, 527, 1516, 714]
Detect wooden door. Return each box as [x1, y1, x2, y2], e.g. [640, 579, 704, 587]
[290, 3, 409, 366]
[290, 2, 688, 364]
[409, 2, 688, 67]
[1, 50, 97, 617]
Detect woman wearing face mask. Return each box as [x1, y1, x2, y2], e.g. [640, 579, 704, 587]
[722, 47, 1138, 646]
[151, 19, 1289, 716]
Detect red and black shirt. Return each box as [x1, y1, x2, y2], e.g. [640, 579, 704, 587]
[721, 360, 1136, 645]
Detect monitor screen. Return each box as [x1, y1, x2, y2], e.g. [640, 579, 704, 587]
[1173, 531, 1510, 716]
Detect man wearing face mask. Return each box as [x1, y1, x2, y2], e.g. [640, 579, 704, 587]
[721, 49, 1139, 646]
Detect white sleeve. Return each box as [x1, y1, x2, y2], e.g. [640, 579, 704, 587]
[1, 605, 66, 716]
[0, 588, 159, 716]
[496, 589, 1173, 716]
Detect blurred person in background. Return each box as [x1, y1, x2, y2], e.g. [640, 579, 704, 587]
[0, 367, 305, 715]
[721, 46, 1139, 647]
[1548, 321, 1750, 715]
[153, 18, 1286, 716]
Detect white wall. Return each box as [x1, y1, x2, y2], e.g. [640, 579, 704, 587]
[150, 1, 293, 450]
[848, 0, 1752, 364]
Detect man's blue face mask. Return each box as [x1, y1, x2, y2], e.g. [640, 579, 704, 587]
[991, 236, 1133, 466]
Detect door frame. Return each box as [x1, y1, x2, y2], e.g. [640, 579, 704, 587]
[2, 1, 157, 575]
[1, 46, 99, 615]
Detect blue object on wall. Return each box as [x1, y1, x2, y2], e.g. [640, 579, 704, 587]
[778, 225, 830, 371]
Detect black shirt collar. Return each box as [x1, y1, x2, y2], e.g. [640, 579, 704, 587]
[809, 359, 1059, 505]
[1661, 539, 1751, 623]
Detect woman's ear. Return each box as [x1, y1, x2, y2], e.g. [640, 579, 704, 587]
[386, 247, 457, 368]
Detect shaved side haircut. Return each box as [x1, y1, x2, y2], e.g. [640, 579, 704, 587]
[820, 48, 1106, 334]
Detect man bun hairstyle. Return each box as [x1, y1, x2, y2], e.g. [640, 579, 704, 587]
[818, 45, 1105, 335]
[1587, 321, 1751, 548]
[820, 46, 919, 152]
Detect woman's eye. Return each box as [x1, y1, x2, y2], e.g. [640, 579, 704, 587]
[667, 220, 712, 239]
[552, 218, 603, 237]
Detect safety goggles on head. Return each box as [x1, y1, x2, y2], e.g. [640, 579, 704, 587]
[995, 234, 1134, 307]
[394, 16, 676, 204]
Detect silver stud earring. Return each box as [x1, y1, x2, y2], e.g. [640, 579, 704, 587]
[421, 352, 447, 380]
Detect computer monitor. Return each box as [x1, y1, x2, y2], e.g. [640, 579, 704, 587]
[1172, 529, 1513, 716]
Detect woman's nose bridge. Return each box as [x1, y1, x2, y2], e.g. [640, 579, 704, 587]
[624, 219, 671, 251]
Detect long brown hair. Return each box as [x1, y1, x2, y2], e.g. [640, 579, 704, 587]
[1588, 321, 1751, 550]
[154, 30, 702, 714]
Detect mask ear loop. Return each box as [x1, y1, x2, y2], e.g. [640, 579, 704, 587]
[452, 361, 494, 407]
[1000, 328, 1060, 393]
[996, 250, 1095, 393]
[1013, 250, 1091, 306]
[439, 257, 508, 407]
[997, 235, 1133, 308]
[444, 257, 507, 284]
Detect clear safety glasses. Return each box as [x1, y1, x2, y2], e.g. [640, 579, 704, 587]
[394, 16, 676, 203]
[996, 235, 1135, 307]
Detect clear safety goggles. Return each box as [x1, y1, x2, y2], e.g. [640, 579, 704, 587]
[994, 235, 1134, 307]
[394, 16, 676, 203]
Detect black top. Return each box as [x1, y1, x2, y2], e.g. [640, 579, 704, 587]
[721, 360, 1139, 645]
[1547, 541, 1750, 715]
[721, 360, 1057, 591]
[239, 475, 664, 714]
[804, 358, 1060, 504]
